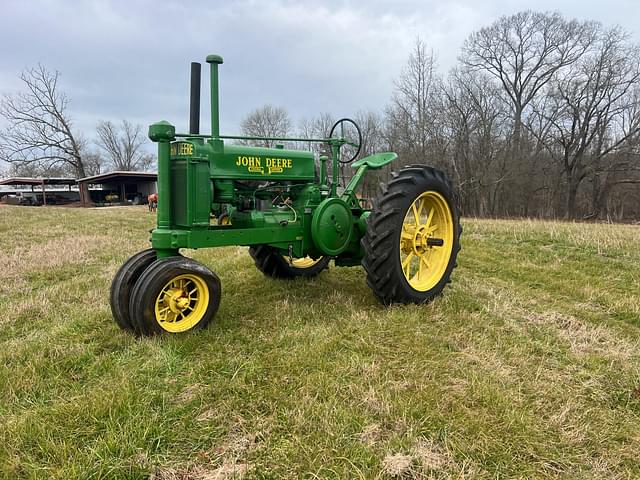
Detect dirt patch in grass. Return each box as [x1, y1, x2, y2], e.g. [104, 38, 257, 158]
[411, 439, 451, 471]
[360, 423, 382, 446]
[213, 432, 257, 460]
[150, 463, 249, 480]
[382, 453, 414, 477]
[175, 383, 207, 403]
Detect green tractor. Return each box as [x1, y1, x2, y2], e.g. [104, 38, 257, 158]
[110, 55, 462, 336]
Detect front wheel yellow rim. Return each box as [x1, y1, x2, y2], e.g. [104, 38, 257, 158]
[284, 256, 323, 269]
[154, 273, 210, 333]
[399, 191, 454, 292]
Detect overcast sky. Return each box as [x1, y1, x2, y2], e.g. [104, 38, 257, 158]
[1, 0, 639, 149]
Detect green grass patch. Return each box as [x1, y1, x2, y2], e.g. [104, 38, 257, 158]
[1, 206, 639, 478]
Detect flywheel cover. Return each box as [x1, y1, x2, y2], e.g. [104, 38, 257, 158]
[311, 198, 353, 255]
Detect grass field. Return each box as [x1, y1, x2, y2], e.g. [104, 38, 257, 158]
[1, 205, 639, 479]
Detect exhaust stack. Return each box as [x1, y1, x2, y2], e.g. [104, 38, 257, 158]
[189, 62, 201, 135]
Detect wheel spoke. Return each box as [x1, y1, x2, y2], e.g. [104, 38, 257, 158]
[412, 202, 420, 225]
[403, 220, 416, 231]
[416, 197, 425, 221]
[425, 208, 435, 229]
[402, 252, 414, 276]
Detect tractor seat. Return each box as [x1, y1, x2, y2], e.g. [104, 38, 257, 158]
[351, 152, 398, 170]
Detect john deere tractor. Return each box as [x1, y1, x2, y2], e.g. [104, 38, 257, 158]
[110, 55, 461, 336]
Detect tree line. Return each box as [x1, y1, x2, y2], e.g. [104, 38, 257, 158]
[2, 10, 639, 220]
[240, 11, 640, 220]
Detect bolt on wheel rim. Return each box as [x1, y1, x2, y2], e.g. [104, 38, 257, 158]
[399, 191, 454, 292]
[154, 273, 209, 332]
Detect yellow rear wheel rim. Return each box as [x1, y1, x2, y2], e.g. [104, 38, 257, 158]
[154, 273, 209, 333]
[284, 256, 323, 269]
[399, 191, 454, 292]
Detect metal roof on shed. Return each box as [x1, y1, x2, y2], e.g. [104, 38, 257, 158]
[0, 177, 77, 186]
[77, 171, 157, 184]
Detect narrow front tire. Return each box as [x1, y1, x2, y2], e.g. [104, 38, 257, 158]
[110, 249, 157, 331]
[129, 257, 221, 336]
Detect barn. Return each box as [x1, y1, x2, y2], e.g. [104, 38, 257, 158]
[0, 177, 78, 205]
[0, 172, 158, 207]
[76, 171, 157, 206]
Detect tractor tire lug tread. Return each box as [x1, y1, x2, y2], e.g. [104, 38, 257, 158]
[361, 165, 462, 305]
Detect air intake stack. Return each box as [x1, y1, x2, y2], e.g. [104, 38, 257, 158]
[206, 54, 224, 138]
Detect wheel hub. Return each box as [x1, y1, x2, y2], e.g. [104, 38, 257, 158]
[413, 225, 430, 256]
[401, 225, 439, 257]
[166, 288, 190, 315]
[154, 273, 211, 333]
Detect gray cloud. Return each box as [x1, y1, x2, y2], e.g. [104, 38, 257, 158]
[1, 0, 638, 151]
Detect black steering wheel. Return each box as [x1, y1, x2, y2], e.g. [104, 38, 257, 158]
[329, 118, 362, 164]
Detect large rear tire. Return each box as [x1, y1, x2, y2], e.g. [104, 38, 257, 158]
[362, 165, 461, 304]
[110, 249, 157, 331]
[129, 257, 221, 336]
[249, 245, 330, 279]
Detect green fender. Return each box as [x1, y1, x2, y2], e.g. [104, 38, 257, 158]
[351, 152, 398, 170]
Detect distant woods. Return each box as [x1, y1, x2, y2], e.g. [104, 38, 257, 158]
[241, 11, 640, 220]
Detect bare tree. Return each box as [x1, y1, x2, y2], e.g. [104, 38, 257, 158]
[441, 69, 511, 215]
[96, 120, 154, 171]
[461, 11, 596, 149]
[459, 12, 600, 216]
[386, 38, 441, 166]
[532, 26, 640, 217]
[354, 111, 386, 157]
[353, 110, 387, 199]
[299, 112, 335, 155]
[8, 160, 71, 178]
[240, 105, 292, 147]
[82, 150, 106, 177]
[0, 65, 88, 180]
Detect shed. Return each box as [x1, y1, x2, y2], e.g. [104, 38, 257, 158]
[77, 171, 157, 206]
[0, 177, 77, 205]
